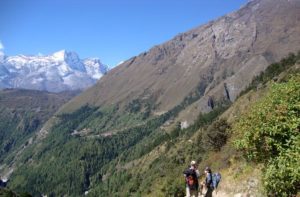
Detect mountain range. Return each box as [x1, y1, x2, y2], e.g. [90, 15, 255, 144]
[0, 0, 299, 196]
[0, 50, 108, 92]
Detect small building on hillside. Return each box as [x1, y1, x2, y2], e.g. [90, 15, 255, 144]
[181, 121, 189, 129]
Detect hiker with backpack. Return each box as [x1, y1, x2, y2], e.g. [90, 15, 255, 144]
[203, 167, 214, 197]
[200, 167, 222, 196]
[183, 160, 200, 197]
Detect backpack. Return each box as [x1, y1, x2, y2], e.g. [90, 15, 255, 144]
[185, 169, 198, 190]
[212, 172, 221, 189]
[187, 175, 195, 187]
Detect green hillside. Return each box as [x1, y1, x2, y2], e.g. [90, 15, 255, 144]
[7, 53, 300, 196]
[0, 89, 77, 176]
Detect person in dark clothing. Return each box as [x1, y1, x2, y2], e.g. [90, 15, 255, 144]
[183, 161, 200, 197]
[203, 167, 214, 197]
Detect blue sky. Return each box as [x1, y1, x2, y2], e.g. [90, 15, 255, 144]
[0, 0, 247, 67]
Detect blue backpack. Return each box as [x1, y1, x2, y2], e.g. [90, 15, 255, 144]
[212, 172, 221, 189]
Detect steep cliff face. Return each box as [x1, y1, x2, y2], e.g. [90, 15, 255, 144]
[61, 0, 300, 116]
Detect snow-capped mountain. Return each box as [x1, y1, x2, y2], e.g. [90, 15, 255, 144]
[0, 50, 108, 92]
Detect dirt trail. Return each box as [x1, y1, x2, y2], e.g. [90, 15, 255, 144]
[187, 190, 248, 197]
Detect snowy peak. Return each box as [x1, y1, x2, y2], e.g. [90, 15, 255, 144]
[52, 50, 86, 71]
[65, 52, 84, 71]
[52, 50, 68, 61]
[0, 50, 109, 92]
[83, 58, 108, 79]
[52, 50, 79, 61]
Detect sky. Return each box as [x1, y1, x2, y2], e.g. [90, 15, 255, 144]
[0, 0, 247, 67]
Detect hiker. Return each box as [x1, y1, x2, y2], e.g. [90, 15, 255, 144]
[183, 160, 200, 197]
[203, 167, 214, 197]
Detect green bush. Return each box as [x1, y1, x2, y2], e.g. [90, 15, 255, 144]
[263, 136, 300, 196]
[234, 74, 300, 196]
[202, 118, 231, 151]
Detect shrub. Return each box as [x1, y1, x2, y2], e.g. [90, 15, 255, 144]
[203, 118, 231, 151]
[234, 74, 300, 196]
[263, 137, 300, 196]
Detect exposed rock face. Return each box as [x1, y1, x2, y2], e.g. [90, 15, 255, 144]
[61, 0, 300, 117]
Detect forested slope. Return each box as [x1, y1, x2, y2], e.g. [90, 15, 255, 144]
[0, 89, 77, 178]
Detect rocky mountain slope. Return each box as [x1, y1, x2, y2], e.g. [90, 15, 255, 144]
[61, 0, 300, 117]
[84, 53, 299, 197]
[0, 50, 108, 92]
[0, 0, 299, 196]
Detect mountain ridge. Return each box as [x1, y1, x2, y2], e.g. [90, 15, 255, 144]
[60, 0, 300, 116]
[0, 50, 108, 92]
